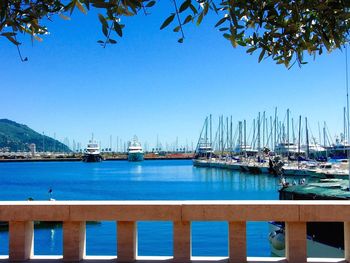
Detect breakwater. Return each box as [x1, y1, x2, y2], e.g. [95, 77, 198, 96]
[0, 153, 194, 162]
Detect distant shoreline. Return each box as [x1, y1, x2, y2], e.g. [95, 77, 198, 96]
[0, 156, 193, 163]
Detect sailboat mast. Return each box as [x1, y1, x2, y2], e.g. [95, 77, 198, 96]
[205, 116, 208, 146]
[305, 117, 309, 159]
[257, 112, 261, 152]
[323, 121, 326, 148]
[344, 107, 347, 141]
[287, 109, 290, 157]
[292, 117, 295, 144]
[239, 121, 242, 155]
[230, 116, 233, 153]
[270, 116, 273, 150]
[298, 115, 301, 155]
[226, 117, 229, 153]
[345, 46, 350, 190]
[210, 114, 212, 147]
[221, 115, 224, 155]
[252, 119, 256, 150]
[274, 107, 277, 152]
[244, 119, 247, 156]
[262, 111, 265, 148]
[318, 122, 322, 146]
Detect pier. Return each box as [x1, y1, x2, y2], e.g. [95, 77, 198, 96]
[0, 200, 350, 263]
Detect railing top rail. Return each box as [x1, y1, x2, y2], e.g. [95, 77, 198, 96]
[0, 201, 349, 221]
[0, 200, 349, 205]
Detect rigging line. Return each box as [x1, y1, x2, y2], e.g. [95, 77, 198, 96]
[325, 123, 334, 146]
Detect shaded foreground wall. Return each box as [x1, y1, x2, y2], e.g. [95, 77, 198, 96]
[1, 200, 350, 263]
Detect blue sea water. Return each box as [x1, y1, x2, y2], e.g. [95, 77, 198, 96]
[0, 160, 280, 257]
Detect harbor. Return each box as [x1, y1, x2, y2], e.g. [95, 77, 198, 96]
[1, 1, 349, 260]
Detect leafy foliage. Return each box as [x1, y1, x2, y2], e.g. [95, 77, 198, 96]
[1, 0, 349, 66]
[0, 119, 70, 152]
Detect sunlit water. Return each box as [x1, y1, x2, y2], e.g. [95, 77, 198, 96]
[0, 160, 281, 256]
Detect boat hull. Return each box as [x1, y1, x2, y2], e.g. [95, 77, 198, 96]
[128, 152, 144, 162]
[83, 154, 103, 163]
[269, 222, 344, 258]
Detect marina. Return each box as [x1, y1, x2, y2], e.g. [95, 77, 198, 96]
[1, 1, 349, 261]
[192, 110, 350, 179]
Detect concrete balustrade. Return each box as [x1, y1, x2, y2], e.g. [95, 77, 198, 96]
[0, 200, 349, 263]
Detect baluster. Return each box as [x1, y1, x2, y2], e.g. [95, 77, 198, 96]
[9, 221, 34, 261]
[229, 221, 246, 263]
[117, 221, 137, 262]
[173, 221, 191, 262]
[285, 221, 307, 263]
[344, 222, 350, 262]
[63, 221, 86, 262]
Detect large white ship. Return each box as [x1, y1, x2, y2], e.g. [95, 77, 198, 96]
[127, 136, 144, 162]
[83, 140, 102, 162]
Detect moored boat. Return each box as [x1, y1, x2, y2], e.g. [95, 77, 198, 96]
[127, 136, 144, 162]
[269, 179, 350, 258]
[83, 140, 102, 162]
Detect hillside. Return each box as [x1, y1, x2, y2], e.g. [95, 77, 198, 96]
[0, 119, 70, 152]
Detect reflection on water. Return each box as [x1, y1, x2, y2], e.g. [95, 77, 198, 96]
[194, 166, 280, 200]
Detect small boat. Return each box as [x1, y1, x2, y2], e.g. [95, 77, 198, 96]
[127, 136, 144, 162]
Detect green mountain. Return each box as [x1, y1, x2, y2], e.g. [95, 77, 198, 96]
[0, 119, 70, 152]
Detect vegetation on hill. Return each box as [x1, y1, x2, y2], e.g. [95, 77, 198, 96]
[0, 119, 70, 152]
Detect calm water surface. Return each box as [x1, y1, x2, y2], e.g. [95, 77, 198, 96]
[0, 160, 281, 256]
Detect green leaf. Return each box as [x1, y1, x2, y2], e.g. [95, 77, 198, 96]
[160, 14, 175, 30]
[178, 38, 184, 43]
[1, 32, 16, 37]
[179, 0, 191, 13]
[102, 25, 108, 37]
[145, 0, 155, 7]
[196, 12, 204, 26]
[223, 33, 231, 40]
[246, 46, 257, 53]
[98, 14, 108, 28]
[183, 15, 192, 24]
[189, 4, 197, 14]
[75, 0, 87, 14]
[59, 13, 71, 20]
[219, 27, 229, 31]
[173, 26, 181, 32]
[34, 35, 43, 42]
[114, 21, 122, 37]
[92, 2, 110, 8]
[5, 35, 20, 45]
[109, 38, 117, 44]
[215, 17, 227, 28]
[258, 49, 266, 62]
[97, 40, 104, 43]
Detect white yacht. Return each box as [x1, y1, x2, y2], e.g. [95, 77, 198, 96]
[194, 139, 213, 159]
[83, 140, 102, 162]
[301, 142, 326, 158]
[233, 144, 258, 156]
[274, 142, 300, 156]
[127, 136, 144, 162]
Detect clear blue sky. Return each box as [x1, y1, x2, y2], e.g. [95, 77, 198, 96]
[0, 1, 348, 150]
